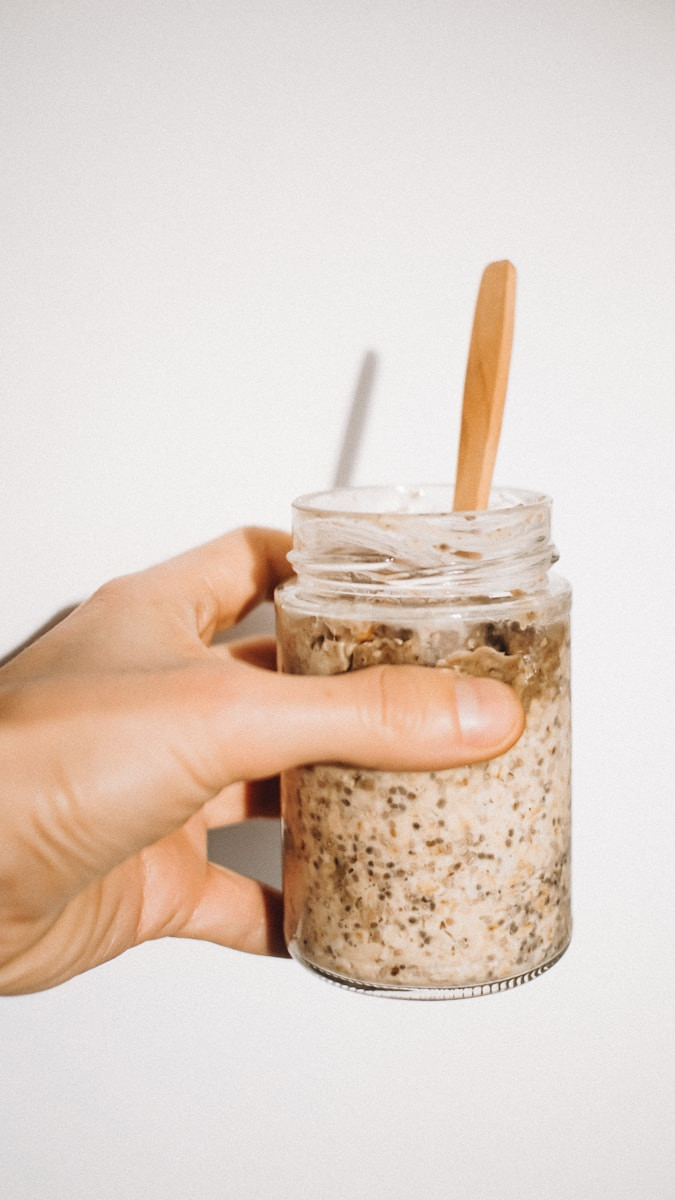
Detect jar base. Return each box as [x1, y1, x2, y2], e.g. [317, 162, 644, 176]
[289, 939, 571, 1000]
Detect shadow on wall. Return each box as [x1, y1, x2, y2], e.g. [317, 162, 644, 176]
[208, 820, 283, 889]
[0, 606, 79, 668]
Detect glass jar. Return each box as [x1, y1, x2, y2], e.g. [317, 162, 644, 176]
[275, 485, 572, 999]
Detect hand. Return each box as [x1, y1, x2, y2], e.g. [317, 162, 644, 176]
[0, 528, 524, 994]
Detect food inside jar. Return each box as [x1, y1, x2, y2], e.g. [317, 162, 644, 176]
[277, 607, 571, 991]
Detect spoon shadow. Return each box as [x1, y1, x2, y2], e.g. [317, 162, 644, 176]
[332, 348, 378, 487]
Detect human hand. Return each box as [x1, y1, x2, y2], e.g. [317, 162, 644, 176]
[0, 528, 524, 994]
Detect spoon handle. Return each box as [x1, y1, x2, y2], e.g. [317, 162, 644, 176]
[453, 260, 516, 512]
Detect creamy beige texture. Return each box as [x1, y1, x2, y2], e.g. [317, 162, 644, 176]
[277, 604, 571, 993]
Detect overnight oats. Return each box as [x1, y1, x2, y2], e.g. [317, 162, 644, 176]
[275, 485, 572, 998]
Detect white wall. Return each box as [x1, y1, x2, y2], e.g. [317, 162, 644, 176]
[1, 3, 673, 1198]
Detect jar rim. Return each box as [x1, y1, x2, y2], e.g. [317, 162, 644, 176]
[292, 484, 550, 518]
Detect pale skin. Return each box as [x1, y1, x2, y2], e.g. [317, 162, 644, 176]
[0, 527, 524, 995]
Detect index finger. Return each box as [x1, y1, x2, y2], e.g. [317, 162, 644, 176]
[141, 527, 293, 641]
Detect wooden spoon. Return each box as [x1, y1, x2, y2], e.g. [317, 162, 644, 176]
[453, 260, 516, 512]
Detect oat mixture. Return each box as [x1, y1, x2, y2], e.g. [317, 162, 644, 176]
[277, 604, 571, 994]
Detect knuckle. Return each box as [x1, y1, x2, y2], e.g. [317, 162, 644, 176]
[89, 574, 138, 610]
[357, 664, 462, 768]
[361, 664, 413, 743]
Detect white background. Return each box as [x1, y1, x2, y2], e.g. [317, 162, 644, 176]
[1, 2, 674, 1198]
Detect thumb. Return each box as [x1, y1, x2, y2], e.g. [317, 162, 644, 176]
[212, 661, 525, 780]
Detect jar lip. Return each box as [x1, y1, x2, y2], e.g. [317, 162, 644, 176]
[292, 484, 551, 518]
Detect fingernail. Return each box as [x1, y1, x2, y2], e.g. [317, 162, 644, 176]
[454, 676, 524, 752]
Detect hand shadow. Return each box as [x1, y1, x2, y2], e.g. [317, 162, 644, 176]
[0, 606, 79, 668]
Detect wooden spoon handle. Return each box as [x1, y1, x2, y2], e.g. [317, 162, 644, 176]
[453, 260, 516, 512]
